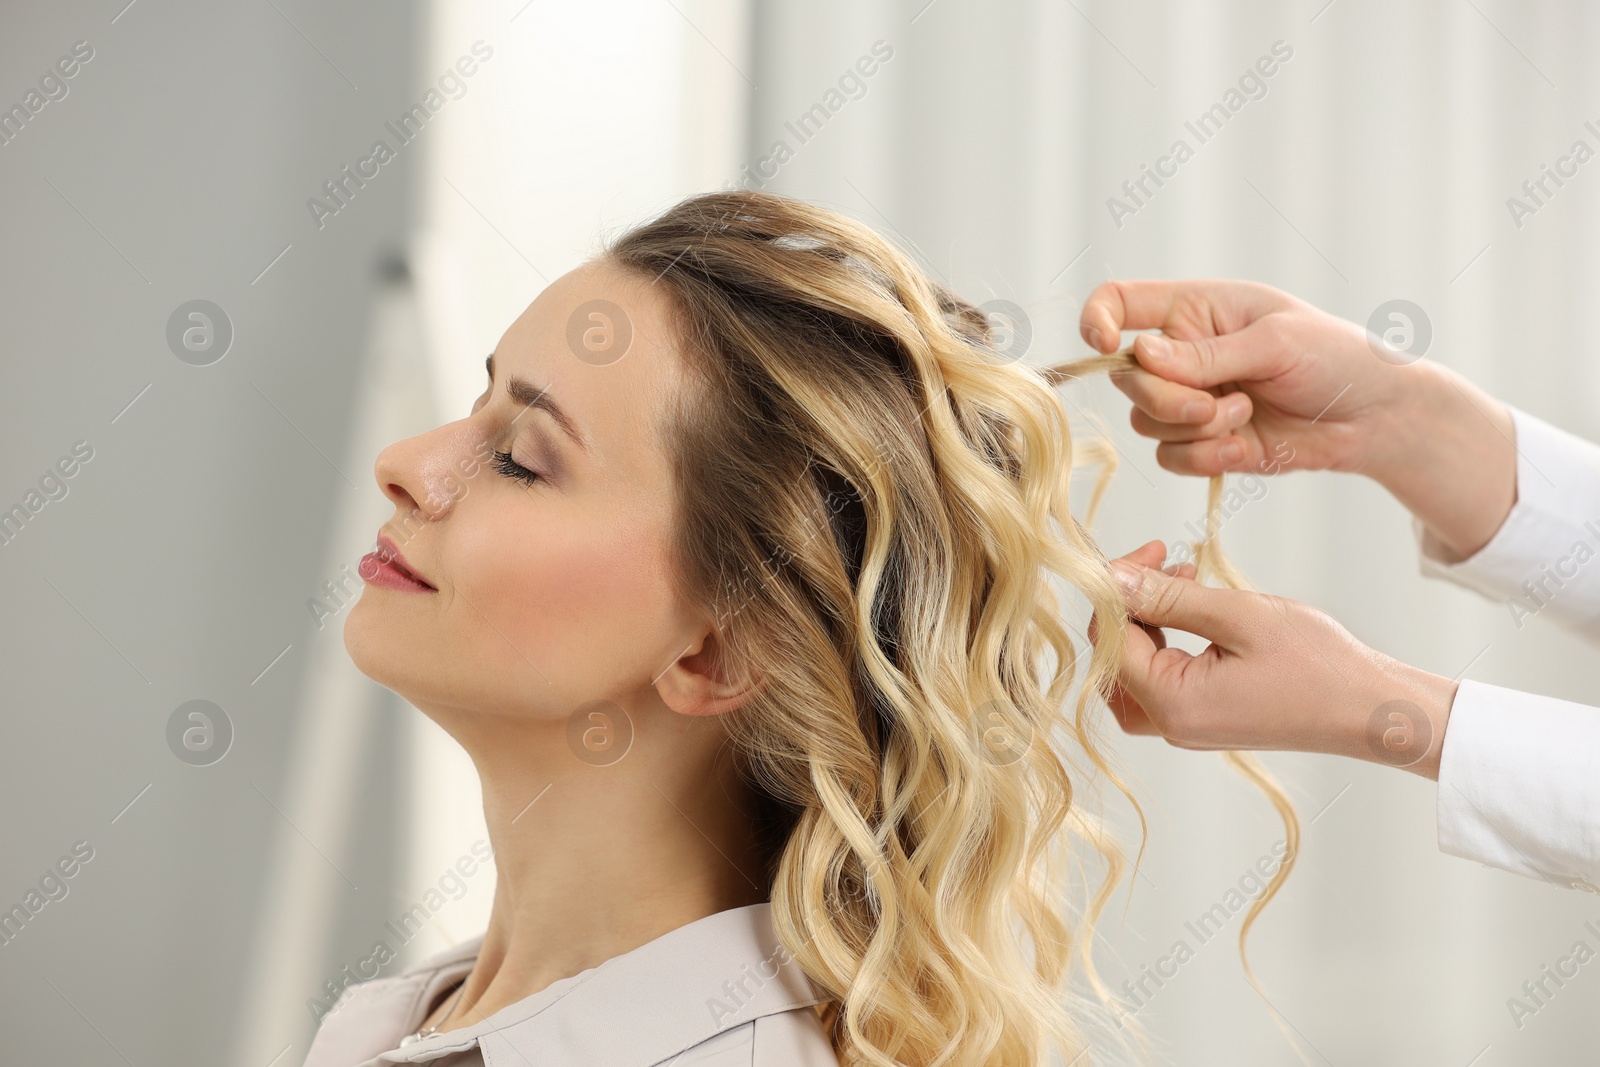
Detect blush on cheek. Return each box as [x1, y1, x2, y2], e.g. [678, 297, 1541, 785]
[456, 516, 684, 696]
[536, 536, 681, 644]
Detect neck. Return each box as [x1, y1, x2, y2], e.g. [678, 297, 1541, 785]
[429, 704, 771, 1031]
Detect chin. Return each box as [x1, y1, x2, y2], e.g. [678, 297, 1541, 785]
[341, 597, 398, 686]
[342, 602, 456, 715]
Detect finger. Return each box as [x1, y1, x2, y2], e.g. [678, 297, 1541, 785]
[1153, 432, 1263, 477]
[1163, 562, 1198, 581]
[1107, 562, 1257, 648]
[1108, 363, 1221, 424]
[1091, 542, 1165, 646]
[1093, 596, 1171, 652]
[1110, 542, 1194, 584]
[1131, 320, 1289, 392]
[1108, 687, 1161, 736]
[1129, 392, 1253, 443]
[1114, 539, 1170, 570]
[1137, 617, 1168, 651]
[1110, 598, 1196, 711]
[1081, 279, 1286, 354]
[1078, 283, 1125, 352]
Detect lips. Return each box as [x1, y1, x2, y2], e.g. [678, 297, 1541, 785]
[359, 533, 436, 592]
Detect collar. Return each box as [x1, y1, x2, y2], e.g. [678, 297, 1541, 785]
[307, 902, 825, 1067]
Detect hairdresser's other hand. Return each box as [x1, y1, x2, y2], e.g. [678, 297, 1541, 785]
[1100, 543, 1459, 781]
[1078, 279, 1517, 562]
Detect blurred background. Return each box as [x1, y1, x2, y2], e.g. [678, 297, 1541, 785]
[2, 0, 1597, 1063]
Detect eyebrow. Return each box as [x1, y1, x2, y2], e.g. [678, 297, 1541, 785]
[485, 353, 589, 453]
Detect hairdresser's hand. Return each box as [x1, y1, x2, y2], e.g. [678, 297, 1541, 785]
[1078, 279, 1517, 562]
[1098, 542, 1460, 780]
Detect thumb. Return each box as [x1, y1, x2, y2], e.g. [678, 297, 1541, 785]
[1132, 318, 1287, 391]
[1107, 561, 1255, 648]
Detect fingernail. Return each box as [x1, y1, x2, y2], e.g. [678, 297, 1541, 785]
[1181, 399, 1209, 422]
[1219, 440, 1245, 465]
[1085, 326, 1102, 350]
[1227, 395, 1250, 424]
[1142, 337, 1169, 362]
[1109, 560, 1143, 598]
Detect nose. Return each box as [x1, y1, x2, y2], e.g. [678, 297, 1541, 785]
[372, 419, 483, 523]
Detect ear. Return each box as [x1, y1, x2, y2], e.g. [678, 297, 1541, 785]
[655, 623, 765, 717]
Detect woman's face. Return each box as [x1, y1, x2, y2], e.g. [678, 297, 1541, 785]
[344, 258, 719, 733]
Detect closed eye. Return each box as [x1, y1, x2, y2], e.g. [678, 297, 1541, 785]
[492, 450, 542, 485]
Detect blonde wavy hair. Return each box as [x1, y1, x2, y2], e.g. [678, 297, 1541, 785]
[605, 191, 1297, 1067]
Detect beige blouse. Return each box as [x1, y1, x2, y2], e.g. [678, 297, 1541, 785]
[300, 902, 839, 1066]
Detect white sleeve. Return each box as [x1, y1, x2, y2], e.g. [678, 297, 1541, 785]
[1414, 406, 1600, 889]
[1411, 405, 1600, 639]
[1436, 679, 1600, 891]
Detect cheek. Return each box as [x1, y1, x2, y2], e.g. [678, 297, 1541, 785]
[449, 502, 685, 687]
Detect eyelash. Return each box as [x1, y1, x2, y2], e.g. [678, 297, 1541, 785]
[491, 450, 541, 485]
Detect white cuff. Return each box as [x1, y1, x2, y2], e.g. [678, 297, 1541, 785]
[1436, 678, 1600, 891]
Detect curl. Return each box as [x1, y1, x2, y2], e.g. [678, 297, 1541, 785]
[1048, 348, 1305, 1060]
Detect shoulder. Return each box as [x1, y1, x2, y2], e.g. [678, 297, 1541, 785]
[660, 1005, 839, 1067]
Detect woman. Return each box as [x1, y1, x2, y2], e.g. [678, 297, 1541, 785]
[304, 192, 1144, 1067]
